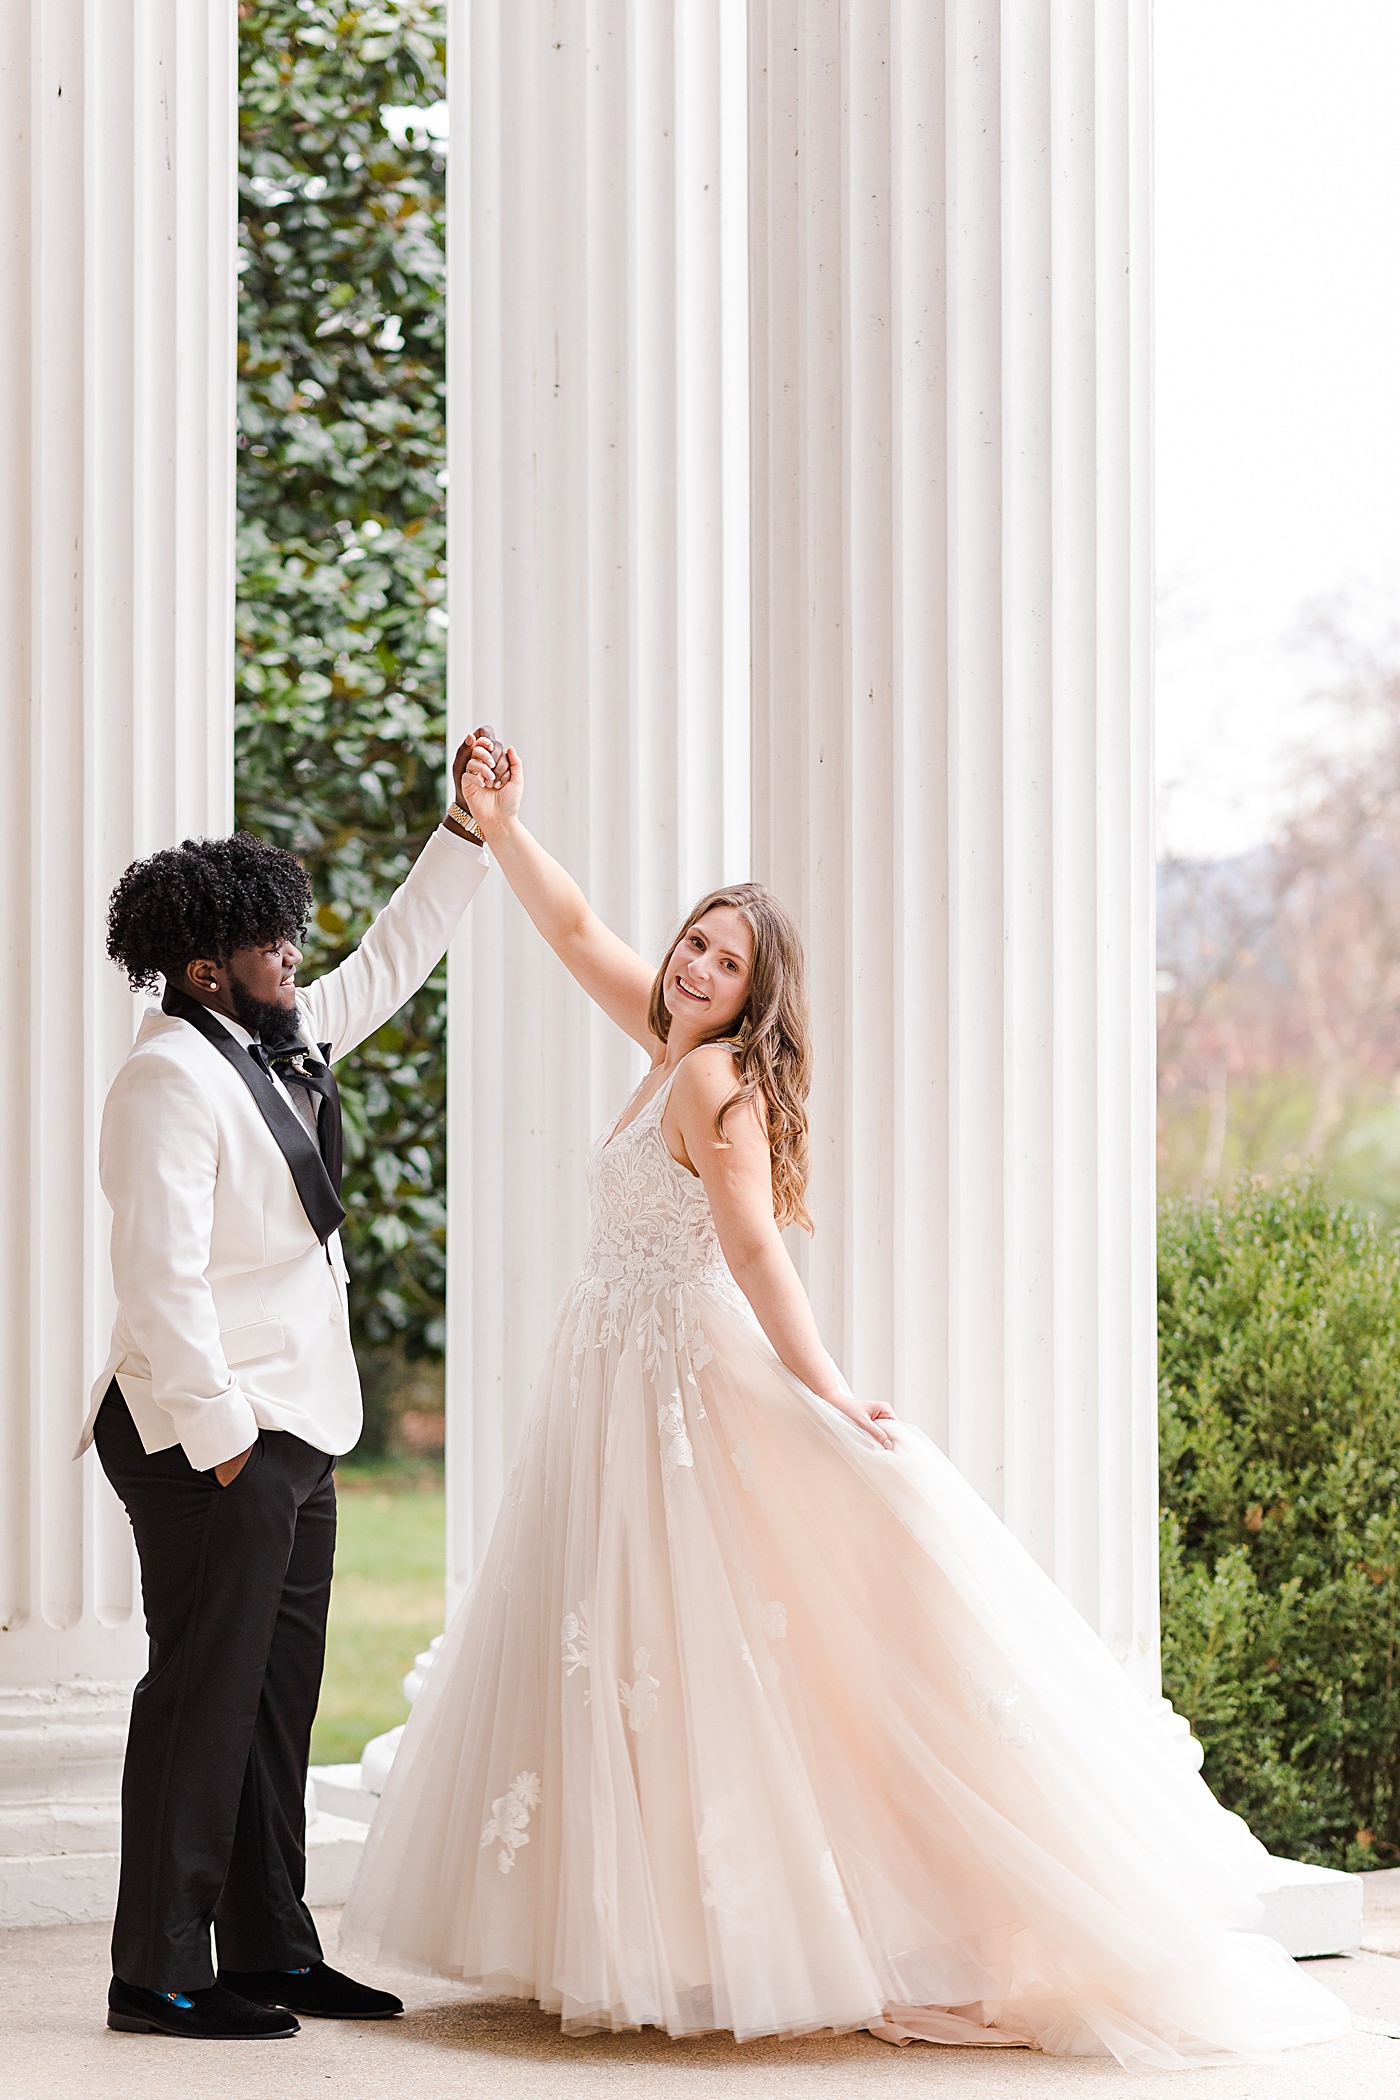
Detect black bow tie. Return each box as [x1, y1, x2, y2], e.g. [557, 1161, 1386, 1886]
[253, 1041, 325, 1085]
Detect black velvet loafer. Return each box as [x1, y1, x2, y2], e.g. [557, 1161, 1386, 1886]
[107, 1977, 300, 2038]
[218, 1961, 403, 2020]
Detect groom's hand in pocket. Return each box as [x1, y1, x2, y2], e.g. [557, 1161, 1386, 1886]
[214, 1442, 255, 1488]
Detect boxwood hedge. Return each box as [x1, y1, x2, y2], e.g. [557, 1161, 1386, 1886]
[1159, 1175, 1400, 1869]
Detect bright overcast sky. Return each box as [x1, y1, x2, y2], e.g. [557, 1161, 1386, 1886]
[1155, 0, 1400, 860]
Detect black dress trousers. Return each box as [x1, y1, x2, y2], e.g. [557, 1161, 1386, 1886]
[94, 1381, 336, 1991]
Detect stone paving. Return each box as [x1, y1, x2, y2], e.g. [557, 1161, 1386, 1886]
[6, 1877, 1400, 2100]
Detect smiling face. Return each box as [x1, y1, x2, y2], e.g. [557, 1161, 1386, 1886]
[185, 933, 302, 1038]
[228, 936, 302, 1014]
[661, 905, 754, 1043]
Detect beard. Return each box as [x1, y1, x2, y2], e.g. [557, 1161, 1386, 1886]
[227, 976, 301, 1049]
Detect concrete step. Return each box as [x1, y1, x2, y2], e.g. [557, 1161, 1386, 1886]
[308, 1762, 377, 1824]
[304, 1808, 369, 1906]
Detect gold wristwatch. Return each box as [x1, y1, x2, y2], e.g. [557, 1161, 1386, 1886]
[445, 801, 487, 848]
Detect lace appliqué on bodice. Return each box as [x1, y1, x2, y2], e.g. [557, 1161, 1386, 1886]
[567, 1073, 744, 1315]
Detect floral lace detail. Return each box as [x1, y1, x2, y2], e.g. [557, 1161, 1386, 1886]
[744, 1573, 786, 1642]
[740, 1635, 780, 1692]
[619, 1648, 660, 1733]
[658, 1391, 694, 1484]
[682, 1312, 714, 1411]
[959, 1667, 1039, 1750]
[562, 1604, 591, 1701]
[480, 1770, 542, 1874]
[636, 1303, 668, 1377]
[568, 1073, 745, 1312]
[685, 1317, 715, 1373]
[732, 1441, 757, 1492]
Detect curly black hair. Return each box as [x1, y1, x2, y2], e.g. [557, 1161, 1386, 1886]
[106, 832, 313, 994]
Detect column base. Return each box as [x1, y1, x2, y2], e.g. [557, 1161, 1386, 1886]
[0, 1811, 372, 1928]
[0, 1680, 370, 1923]
[308, 1716, 404, 1825]
[1141, 1696, 1362, 1956]
[0, 1802, 372, 1923]
[1146, 1693, 1206, 1770]
[0, 1681, 130, 1928]
[302, 1777, 370, 1906]
[1256, 1854, 1362, 1958]
[0, 1844, 122, 1931]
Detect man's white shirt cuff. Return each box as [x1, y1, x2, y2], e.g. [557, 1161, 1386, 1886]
[436, 824, 490, 865]
[178, 1389, 262, 1473]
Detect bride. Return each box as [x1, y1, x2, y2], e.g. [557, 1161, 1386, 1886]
[340, 747, 1347, 2066]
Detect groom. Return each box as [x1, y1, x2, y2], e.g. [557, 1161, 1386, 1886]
[80, 732, 501, 2040]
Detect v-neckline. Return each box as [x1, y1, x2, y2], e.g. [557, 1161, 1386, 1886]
[603, 1064, 678, 1150]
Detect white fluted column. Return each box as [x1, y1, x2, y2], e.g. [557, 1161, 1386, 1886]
[0, 0, 236, 1924]
[442, 0, 750, 1604]
[749, 0, 1159, 1688]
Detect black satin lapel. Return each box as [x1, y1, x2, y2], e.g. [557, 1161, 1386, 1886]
[315, 1044, 344, 1194]
[160, 986, 347, 1243]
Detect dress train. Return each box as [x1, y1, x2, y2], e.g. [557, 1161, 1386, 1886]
[340, 1072, 1348, 2067]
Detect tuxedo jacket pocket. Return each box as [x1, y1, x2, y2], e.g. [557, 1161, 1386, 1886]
[220, 1317, 285, 1368]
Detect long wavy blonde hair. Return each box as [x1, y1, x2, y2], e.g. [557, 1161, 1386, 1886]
[647, 883, 813, 1232]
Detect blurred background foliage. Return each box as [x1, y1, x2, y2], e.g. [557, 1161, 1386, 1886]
[236, 0, 450, 1447]
[1158, 631, 1400, 1222]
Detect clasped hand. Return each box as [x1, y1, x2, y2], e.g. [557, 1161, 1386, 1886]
[461, 735, 523, 834]
[451, 727, 512, 812]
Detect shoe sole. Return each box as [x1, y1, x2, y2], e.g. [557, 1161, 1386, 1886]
[107, 2010, 298, 2038]
[251, 2003, 401, 2020]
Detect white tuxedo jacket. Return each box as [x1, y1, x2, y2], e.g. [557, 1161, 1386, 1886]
[79, 828, 488, 1471]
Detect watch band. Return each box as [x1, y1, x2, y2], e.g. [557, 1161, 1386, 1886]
[446, 802, 487, 847]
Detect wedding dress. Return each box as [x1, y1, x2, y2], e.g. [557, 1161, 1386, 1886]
[339, 1064, 1348, 2066]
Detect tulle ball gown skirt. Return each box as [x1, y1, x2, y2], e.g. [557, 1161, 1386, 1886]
[339, 1283, 1347, 2067]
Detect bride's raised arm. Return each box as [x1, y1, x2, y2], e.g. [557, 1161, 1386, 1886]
[666, 1047, 896, 1451]
[462, 745, 657, 1051]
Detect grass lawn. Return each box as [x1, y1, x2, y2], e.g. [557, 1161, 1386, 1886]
[312, 1463, 446, 1767]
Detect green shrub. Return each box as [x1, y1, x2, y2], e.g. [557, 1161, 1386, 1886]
[1159, 1175, 1400, 1868]
[236, 2, 452, 1366]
